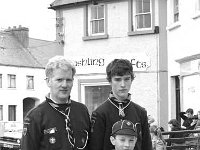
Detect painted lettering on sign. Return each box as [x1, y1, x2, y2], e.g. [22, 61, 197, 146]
[130, 59, 148, 69]
[75, 58, 105, 67]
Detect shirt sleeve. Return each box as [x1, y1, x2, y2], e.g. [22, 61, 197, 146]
[179, 112, 187, 120]
[21, 111, 42, 150]
[141, 110, 153, 150]
[89, 111, 106, 150]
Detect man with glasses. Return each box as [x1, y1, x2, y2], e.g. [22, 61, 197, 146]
[21, 56, 90, 150]
[89, 59, 152, 150]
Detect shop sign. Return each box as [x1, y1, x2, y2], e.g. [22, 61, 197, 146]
[69, 53, 151, 74]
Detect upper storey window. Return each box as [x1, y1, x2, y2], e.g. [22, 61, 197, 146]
[135, 0, 151, 29]
[90, 4, 105, 35]
[128, 0, 156, 35]
[83, 3, 108, 41]
[174, 0, 179, 22]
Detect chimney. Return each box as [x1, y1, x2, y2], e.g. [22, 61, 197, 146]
[6, 25, 29, 48]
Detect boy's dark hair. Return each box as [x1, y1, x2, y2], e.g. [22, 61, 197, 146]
[168, 119, 181, 128]
[106, 59, 135, 82]
[186, 108, 193, 115]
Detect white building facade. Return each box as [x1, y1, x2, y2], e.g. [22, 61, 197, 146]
[0, 66, 47, 124]
[50, 0, 168, 129]
[167, 0, 200, 119]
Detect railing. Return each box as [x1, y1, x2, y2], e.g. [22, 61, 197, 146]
[162, 130, 200, 150]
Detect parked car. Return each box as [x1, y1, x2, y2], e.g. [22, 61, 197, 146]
[0, 122, 22, 150]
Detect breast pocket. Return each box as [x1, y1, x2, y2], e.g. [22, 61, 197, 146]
[43, 130, 62, 150]
[74, 129, 89, 149]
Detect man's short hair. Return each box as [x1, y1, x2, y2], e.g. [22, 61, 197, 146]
[106, 59, 135, 82]
[45, 55, 76, 78]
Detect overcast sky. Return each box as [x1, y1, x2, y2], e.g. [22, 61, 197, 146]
[0, 0, 56, 41]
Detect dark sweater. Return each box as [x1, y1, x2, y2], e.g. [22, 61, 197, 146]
[21, 98, 90, 150]
[89, 99, 152, 150]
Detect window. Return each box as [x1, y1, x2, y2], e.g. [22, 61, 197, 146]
[78, 78, 111, 115]
[8, 105, 16, 121]
[128, 0, 156, 35]
[0, 74, 2, 88]
[135, 0, 151, 29]
[174, 0, 179, 22]
[90, 5, 104, 34]
[83, 4, 108, 41]
[27, 76, 34, 89]
[0, 105, 3, 121]
[85, 85, 111, 115]
[195, 0, 200, 12]
[8, 74, 16, 88]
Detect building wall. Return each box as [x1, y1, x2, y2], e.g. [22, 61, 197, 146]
[0, 66, 48, 123]
[167, 0, 200, 119]
[56, 0, 168, 128]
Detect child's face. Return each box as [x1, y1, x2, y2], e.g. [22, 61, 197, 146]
[110, 134, 137, 150]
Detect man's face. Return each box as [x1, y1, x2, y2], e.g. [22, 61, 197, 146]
[46, 68, 73, 103]
[110, 75, 132, 101]
[110, 135, 137, 150]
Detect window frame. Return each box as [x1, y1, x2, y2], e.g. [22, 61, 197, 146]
[26, 75, 34, 90]
[173, 0, 179, 23]
[128, 0, 156, 36]
[78, 78, 111, 115]
[83, 3, 109, 41]
[7, 74, 16, 88]
[0, 105, 3, 121]
[0, 74, 2, 88]
[193, 0, 200, 19]
[8, 105, 16, 121]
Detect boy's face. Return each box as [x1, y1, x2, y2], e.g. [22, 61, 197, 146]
[110, 135, 137, 150]
[186, 112, 193, 118]
[110, 75, 132, 101]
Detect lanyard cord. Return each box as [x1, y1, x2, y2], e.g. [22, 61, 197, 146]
[48, 102, 88, 149]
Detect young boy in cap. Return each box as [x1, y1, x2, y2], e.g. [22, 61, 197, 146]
[110, 120, 137, 150]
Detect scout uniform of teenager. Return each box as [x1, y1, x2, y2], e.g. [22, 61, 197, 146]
[110, 120, 137, 150]
[89, 59, 152, 150]
[21, 56, 90, 150]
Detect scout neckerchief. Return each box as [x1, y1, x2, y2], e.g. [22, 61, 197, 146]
[46, 97, 75, 148]
[108, 91, 131, 119]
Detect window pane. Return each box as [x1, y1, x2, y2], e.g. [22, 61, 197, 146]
[98, 5, 104, 18]
[8, 105, 16, 121]
[8, 74, 16, 88]
[144, 14, 151, 28]
[0, 74, 2, 88]
[136, 14, 151, 29]
[91, 6, 97, 19]
[92, 21, 98, 34]
[27, 76, 34, 89]
[99, 20, 104, 33]
[85, 85, 111, 115]
[136, 0, 143, 13]
[0, 105, 3, 121]
[174, 0, 179, 22]
[144, 0, 150, 12]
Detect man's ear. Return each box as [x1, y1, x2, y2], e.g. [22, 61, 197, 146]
[46, 77, 51, 87]
[110, 136, 116, 146]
